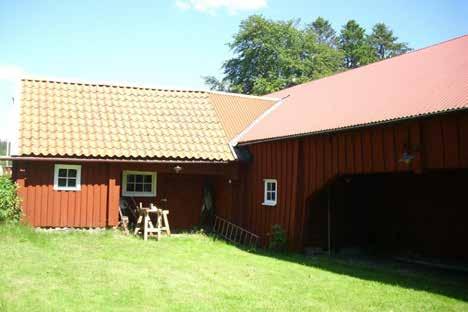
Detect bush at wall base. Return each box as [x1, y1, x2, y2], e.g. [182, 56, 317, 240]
[0, 176, 21, 223]
[268, 224, 287, 252]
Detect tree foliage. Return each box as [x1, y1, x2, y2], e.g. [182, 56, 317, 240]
[369, 23, 410, 59]
[307, 16, 337, 48]
[205, 16, 410, 95]
[338, 20, 376, 68]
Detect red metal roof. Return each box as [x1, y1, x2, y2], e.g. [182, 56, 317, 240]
[239, 35, 468, 144]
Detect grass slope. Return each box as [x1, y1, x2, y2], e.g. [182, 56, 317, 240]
[0, 225, 467, 311]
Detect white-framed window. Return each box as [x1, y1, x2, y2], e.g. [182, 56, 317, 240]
[122, 171, 157, 197]
[263, 179, 277, 206]
[53, 164, 81, 191]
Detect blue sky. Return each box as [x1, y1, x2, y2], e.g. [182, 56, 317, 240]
[0, 0, 467, 141]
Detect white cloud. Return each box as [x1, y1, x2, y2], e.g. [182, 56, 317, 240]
[0, 64, 26, 81]
[175, 0, 267, 14]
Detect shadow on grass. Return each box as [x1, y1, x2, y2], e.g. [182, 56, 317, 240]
[209, 234, 468, 303]
[265, 250, 468, 302]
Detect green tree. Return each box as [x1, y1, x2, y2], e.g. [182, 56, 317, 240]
[369, 23, 411, 59]
[203, 76, 228, 92]
[339, 20, 376, 68]
[205, 15, 343, 95]
[307, 17, 337, 48]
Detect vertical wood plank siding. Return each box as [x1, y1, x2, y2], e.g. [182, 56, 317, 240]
[15, 161, 236, 229]
[16, 162, 109, 227]
[241, 111, 468, 249]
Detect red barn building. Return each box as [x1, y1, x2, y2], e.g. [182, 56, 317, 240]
[8, 35, 468, 260]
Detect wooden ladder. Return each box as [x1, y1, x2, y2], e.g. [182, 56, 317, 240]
[213, 215, 259, 249]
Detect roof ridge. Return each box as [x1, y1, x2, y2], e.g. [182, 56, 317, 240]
[270, 34, 468, 96]
[21, 78, 209, 94]
[21, 77, 280, 100]
[209, 90, 279, 101]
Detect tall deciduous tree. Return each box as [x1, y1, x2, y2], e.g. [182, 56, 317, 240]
[339, 20, 376, 68]
[307, 17, 337, 48]
[205, 15, 343, 95]
[369, 23, 411, 59]
[205, 16, 411, 95]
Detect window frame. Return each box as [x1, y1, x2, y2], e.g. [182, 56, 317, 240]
[263, 178, 278, 206]
[122, 171, 157, 197]
[53, 164, 82, 191]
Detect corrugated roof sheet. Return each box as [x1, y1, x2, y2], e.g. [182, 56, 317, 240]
[239, 35, 468, 144]
[18, 80, 275, 161]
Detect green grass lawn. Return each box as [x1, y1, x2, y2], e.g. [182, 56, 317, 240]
[0, 225, 467, 311]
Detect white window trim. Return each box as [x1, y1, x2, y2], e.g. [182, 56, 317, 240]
[53, 164, 81, 191]
[263, 178, 277, 206]
[122, 171, 157, 197]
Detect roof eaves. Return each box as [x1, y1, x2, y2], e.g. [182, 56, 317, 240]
[237, 107, 468, 146]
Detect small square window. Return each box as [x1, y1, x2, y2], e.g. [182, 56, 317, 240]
[54, 164, 81, 191]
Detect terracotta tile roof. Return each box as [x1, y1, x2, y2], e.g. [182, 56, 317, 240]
[18, 80, 276, 161]
[210, 92, 276, 140]
[239, 35, 468, 144]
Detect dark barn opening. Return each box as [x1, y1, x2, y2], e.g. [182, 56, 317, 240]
[306, 170, 468, 262]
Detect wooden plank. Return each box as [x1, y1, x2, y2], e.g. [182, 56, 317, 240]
[441, 116, 459, 168]
[28, 172, 36, 226]
[362, 129, 373, 173]
[459, 113, 468, 168]
[86, 166, 94, 227]
[324, 135, 332, 182]
[100, 173, 107, 227]
[316, 137, 324, 193]
[288, 140, 299, 247]
[409, 121, 423, 173]
[338, 134, 346, 174]
[345, 133, 354, 174]
[394, 123, 410, 172]
[371, 127, 385, 172]
[422, 118, 444, 169]
[35, 169, 43, 226]
[353, 131, 363, 174]
[67, 184, 76, 227]
[383, 126, 396, 172]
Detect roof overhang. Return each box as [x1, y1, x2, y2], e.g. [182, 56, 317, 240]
[1, 156, 233, 164]
[237, 107, 468, 146]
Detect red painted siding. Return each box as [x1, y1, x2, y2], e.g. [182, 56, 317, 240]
[240, 111, 468, 249]
[15, 162, 108, 227]
[15, 161, 237, 229]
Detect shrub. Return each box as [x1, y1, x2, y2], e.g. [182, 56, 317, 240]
[268, 224, 287, 252]
[0, 176, 21, 223]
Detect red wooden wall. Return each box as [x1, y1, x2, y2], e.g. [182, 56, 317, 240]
[240, 111, 468, 249]
[15, 162, 109, 227]
[15, 161, 236, 229]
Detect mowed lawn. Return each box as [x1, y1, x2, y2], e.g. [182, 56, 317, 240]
[0, 225, 467, 311]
